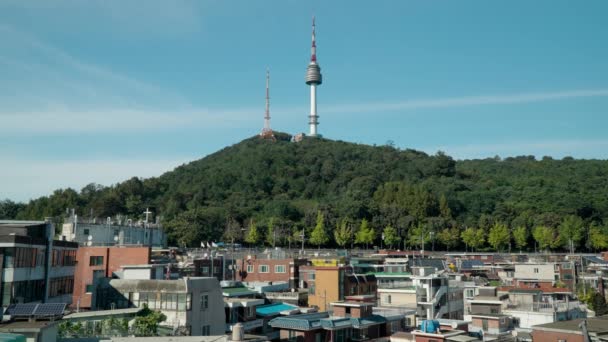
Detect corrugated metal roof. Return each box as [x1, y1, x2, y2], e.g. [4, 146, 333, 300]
[268, 312, 329, 331]
[350, 314, 386, 328]
[320, 317, 352, 329]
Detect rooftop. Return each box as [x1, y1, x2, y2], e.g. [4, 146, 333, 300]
[63, 308, 140, 319]
[256, 302, 298, 317]
[268, 312, 329, 331]
[0, 321, 58, 333]
[222, 286, 257, 297]
[532, 316, 608, 334]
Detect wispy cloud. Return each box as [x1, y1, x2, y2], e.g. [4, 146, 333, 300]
[0, 157, 192, 202]
[324, 89, 608, 114]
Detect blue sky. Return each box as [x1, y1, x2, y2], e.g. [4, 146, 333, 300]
[1, 0, 607, 202]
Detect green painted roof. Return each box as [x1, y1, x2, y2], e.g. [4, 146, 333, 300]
[0, 333, 26, 342]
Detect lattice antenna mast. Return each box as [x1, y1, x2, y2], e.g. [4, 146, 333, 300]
[260, 68, 275, 140]
[264, 69, 271, 131]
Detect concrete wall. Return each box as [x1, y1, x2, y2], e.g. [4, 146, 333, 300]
[378, 290, 416, 307]
[514, 264, 555, 282]
[186, 277, 225, 336]
[308, 268, 341, 312]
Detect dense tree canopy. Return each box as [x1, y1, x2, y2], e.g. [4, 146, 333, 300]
[4, 134, 608, 251]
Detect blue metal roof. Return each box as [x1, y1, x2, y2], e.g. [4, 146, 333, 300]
[461, 260, 485, 270]
[256, 303, 298, 317]
[350, 315, 387, 328]
[583, 256, 608, 265]
[268, 312, 329, 331]
[320, 317, 352, 330]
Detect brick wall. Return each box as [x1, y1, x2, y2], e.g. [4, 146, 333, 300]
[72, 246, 150, 309]
[238, 258, 295, 284]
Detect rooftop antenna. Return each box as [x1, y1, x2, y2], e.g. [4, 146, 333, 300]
[260, 68, 276, 141]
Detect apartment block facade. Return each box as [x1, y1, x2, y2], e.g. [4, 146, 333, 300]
[72, 246, 150, 309]
[0, 220, 78, 306]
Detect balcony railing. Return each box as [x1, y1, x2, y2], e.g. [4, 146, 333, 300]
[377, 282, 414, 289]
[505, 301, 584, 313]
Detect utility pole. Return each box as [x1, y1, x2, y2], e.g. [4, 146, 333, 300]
[301, 228, 305, 253]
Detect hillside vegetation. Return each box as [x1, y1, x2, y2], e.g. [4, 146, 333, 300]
[3, 133, 608, 251]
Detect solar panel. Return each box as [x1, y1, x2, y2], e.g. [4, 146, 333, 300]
[6, 303, 37, 316]
[4, 304, 16, 315]
[33, 303, 66, 317]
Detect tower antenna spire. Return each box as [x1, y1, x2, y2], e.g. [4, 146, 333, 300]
[305, 16, 323, 137]
[311, 16, 317, 63]
[260, 68, 275, 141]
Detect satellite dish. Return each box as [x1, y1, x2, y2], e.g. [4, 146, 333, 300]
[114, 236, 119, 242]
[451, 322, 458, 329]
[87, 235, 93, 241]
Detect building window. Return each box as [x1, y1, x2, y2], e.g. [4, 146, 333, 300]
[259, 265, 269, 273]
[247, 265, 254, 273]
[533, 268, 539, 273]
[387, 295, 392, 304]
[84, 229, 90, 235]
[310, 273, 315, 280]
[288, 331, 297, 342]
[89, 256, 104, 266]
[202, 325, 210, 336]
[309, 285, 315, 295]
[201, 294, 208, 310]
[202, 266, 209, 275]
[275, 265, 286, 273]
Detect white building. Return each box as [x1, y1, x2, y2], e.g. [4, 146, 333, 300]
[61, 220, 166, 248]
[411, 267, 465, 322]
[502, 288, 587, 329]
[95, 277, 225, 336]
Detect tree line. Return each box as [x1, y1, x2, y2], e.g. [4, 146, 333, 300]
[3, 133, 608, 252]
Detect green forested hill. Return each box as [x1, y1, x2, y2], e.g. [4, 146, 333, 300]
[3, 133, 608, 250]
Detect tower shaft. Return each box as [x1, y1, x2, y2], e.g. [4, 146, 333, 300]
[309, 85, 318, 136]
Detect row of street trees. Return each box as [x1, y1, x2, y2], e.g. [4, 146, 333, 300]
[237, 212, 608, 253]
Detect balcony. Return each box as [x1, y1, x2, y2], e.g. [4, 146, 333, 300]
[377, 282, 414, 289]
[505, 301, 585, 313]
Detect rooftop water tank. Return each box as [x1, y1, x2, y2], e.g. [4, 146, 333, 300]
[419, 320, 440, 334]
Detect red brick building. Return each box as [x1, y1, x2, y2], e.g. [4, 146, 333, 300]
[237, 257, 306, 288]
[72, 246, 150, 309]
